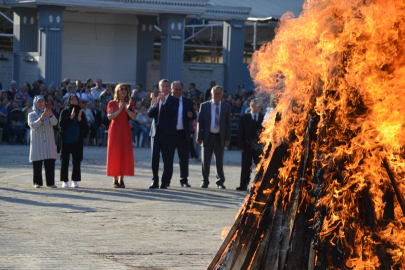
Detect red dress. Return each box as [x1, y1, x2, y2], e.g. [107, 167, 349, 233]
[106, 101, 135, 176]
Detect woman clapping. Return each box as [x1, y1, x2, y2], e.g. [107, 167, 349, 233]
[28, 96, 59, 188]
[106, 84, 136, 188]
[58, 95, 88, 188]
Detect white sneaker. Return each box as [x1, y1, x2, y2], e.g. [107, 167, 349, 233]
[34, 184, 41, 188]
[71, 181, 79, 188]
[62, 182, 69, 188]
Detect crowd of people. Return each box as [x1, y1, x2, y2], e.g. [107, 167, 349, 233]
[0, 77, 264, 191]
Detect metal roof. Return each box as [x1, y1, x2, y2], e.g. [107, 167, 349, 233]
[208, 0, 305, 20]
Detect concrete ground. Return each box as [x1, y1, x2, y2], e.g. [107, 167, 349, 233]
[0, 144, 252, 269]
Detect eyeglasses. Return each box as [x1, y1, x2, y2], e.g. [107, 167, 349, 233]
[119, 88, 128, 91]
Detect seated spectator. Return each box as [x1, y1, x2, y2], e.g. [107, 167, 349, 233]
[40, 83, 47, 92]
[99, 84, 114, 104]
[48, 84, 56, 98]
[96, 102, 110, 146]
[7, 80, 17, 100]
[80, 85, 94, 103]
[197, 92, 205, 104]
[135, 100, 142, 114]
[52, 99, 63, 120]
[136, 105, 152, 147]
[94, 99, 100, 110]
[84, 102, 97, 146]
[187, 82, 202, 98]
[226, 94, 233, 105]
[91, 79, 105, 101]
[141, 90, 152, 108]
[131, 89, 141, 102]
[63, 85, 77, 100]
[186, 92, 192, 100]
[2, 91, 8, 100]
[9, 101, 25, 144]
[136, 84, 146, 99]
[231, 97, 243, 118]
[129, 119, 141, 147]
[24, 82, 32, 96]
[14, 92, 24, 108]
[18, 85, 30, 101]
[76, 80, 85, 95]
[40, 88, 48, 100]
[61, 79, 69, 96]
[54, 88, 64, 102]
[0, 97, 11, 143]
[151, 85, 159, 97]
[22, 98, 33, 125]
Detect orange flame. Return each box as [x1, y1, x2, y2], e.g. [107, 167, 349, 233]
[248, 0, 405, 268]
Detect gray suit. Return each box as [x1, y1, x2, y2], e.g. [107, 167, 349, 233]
[197, 101, 231, 185]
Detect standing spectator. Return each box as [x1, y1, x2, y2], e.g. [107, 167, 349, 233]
[30, 81, 41, 97]
[86, 78, 94, 88]
[79, 85, 94, 103]
[61, 79, 69, 96]
[52, 99, 63, 120]
[40, 83, 47, 92]
[136, 105, 152, 147]
[148, 79, 179, 189]
[47, 84, 56, 99]
[135, 101, 142, 113]
[99, 84, 114, 104]
[205, 81, 216, 101]
[0, 97, 10, 143]
[96, 102, 110, 146]
[14, 92, 24, 108]
[40, 88, 48, 100]
[187, 82, 202, 98]
[171, 81, 196, 187]
[58, 95, 88, 188]
[22, 98, 33, 125]
[197, 85, 231, 189]
[236, 99, 264, 191]
[151, 85, 159, 97]
[54, 88, 64, 102]
[91, 79, 105, 101]
[231, 97, 243, 118]
[241, 96, 253, 116]
[197, 92, 205, 104]
[24, 82, 31, 96]
[76, 80, 85, 95]
[28, 96, 58, 188]
[225, 94, 233, 105]
[84, 102, 97, 146]
[136, 84, 146, 99]
[106, 84, 137, 188]
[142, 90, 152, 108]
[19, 84, 30, 101]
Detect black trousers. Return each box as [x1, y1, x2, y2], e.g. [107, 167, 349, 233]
[151, 129, 175, 186]
[174, 130, 190, 183]
[240, 151, 261, 188]
[60, 143, 81, 182]
[33, 159, 56, 186]
[189, 137, 198, 158]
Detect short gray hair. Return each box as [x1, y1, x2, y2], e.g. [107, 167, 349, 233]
[159, 79, 170, 87]
[211, 85, 223, 94]
[250, 98, 261, 107]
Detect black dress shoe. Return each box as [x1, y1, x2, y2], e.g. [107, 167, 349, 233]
[200, 183, 209, 188]
[181, 182, 191, 187]
[149, 182, 159, 189]
[216, 183, 226, 189]
[236, 186, 248, 191]
[159, 185, 167, 189]
[166, 183, 170, 187]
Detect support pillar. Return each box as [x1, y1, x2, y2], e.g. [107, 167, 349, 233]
[223, 20, 246, 95]
[13, 8, 38, 85]
[159, 14, 185, 82]
[38, 5, 65, 86]
[136, 16, 156, 88]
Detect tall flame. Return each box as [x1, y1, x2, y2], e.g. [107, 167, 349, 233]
[249, 0, 405, 268]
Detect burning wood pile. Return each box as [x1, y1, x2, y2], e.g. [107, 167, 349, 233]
[208, 0, 405, 269]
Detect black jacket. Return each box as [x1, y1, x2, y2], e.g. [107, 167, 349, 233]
[237, 112, 264, 153]
[58, 108, 88, 161]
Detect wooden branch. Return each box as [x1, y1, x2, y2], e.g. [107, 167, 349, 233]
[382, 157, 405, 217]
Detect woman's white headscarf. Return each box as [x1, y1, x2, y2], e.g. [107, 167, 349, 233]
[32, 95, 49, 123]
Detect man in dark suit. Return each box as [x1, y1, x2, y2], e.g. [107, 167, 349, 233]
[171, 81, 196, 187]
[205, 81, 216, 101]
[236, 98, 264, 191]
[197, 85, 231, 189]
[147, 79, 179, 189]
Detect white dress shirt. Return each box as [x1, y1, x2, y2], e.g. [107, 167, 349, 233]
[176, 97, 184, 130]
[251, 113, 258, 121]
[210, 100, 221, 133]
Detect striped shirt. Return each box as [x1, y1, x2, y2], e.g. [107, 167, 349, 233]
[28, 111, 58, 162]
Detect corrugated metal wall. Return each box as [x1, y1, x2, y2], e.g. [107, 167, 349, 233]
[62, 22, 137, 85]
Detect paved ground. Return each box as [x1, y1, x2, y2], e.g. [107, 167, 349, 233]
[0, 145, 251, 269]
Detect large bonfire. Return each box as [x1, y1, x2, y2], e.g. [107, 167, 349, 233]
[209, 0, 405, 269]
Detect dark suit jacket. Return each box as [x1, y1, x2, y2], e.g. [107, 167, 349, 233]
[148, 94, 179, 137]
[179, 97, 196, 142]
[237, 112, 264, 153]
[197, 101, 231, 147]
[92, 109, 102, 127]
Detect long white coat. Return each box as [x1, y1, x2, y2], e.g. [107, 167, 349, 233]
[28, 111, 58, 162]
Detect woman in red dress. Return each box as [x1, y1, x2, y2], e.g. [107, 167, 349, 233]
[107, 83, 137, 188]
